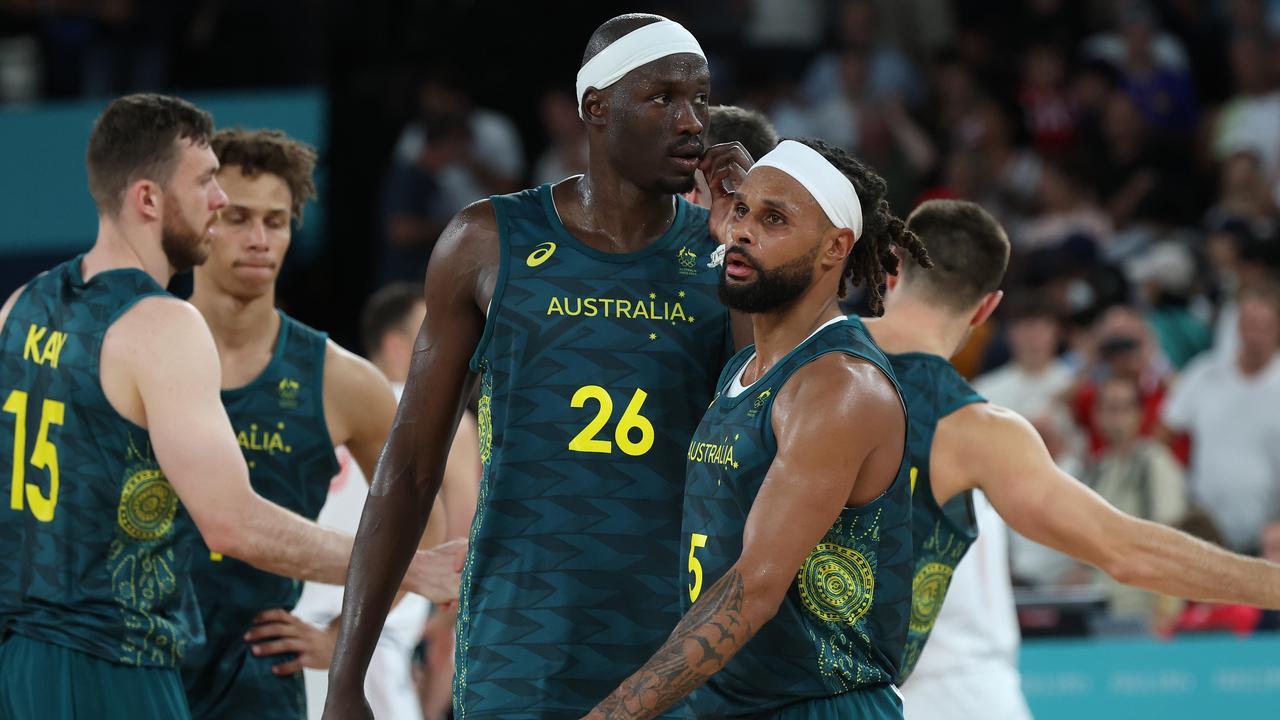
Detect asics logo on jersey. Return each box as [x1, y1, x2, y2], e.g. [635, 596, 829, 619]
[526, 242, 557, 267]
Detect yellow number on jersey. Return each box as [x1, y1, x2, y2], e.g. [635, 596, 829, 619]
[4, 389, 64, 522]
[568, 386, 655, 456]
[688, 532, 709, 603]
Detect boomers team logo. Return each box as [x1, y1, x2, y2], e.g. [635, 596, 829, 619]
[798, 542, 875, 625]
[117, 468, 178, 541]
[909, 562, 954, 633]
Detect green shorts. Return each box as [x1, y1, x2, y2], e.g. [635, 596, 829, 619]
[764, 686, 903, 720]
[0, 633, 190, 720]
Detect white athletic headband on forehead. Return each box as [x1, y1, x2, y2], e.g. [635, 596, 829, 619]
[751, 140, 864, 239]
[575, 19, 706, 121]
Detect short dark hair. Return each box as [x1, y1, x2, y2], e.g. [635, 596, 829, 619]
[211, 128, 318, 226]
[87, 93, 214, 217]
[795, 138, 932, 314]
[360, 282, 424, 358]
[902, 199, 1010, 310]
[707, 105, 778, 162]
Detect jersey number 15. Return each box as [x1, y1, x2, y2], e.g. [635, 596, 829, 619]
[4, 389, 63, 522]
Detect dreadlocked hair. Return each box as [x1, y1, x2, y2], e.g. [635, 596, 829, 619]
[793, 138, 932, 315]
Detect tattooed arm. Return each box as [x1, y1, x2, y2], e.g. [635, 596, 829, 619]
[583, 354, 906, 720]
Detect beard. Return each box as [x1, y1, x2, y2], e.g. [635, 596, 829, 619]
[718, 246, 818, 314]
[161, 208, 210, 273]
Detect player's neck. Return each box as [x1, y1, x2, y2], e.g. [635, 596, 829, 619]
[85, 217, 174, 287]
[745, 294, 843, 384]
[568, 170, 677, 252]
[189, 284, 280, 356]
[865, 299, 969, 359]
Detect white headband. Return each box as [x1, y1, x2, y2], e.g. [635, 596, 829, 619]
[576, 19, 706, 120]
[751, 140, 864, 239]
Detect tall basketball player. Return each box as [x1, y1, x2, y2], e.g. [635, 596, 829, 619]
[324, 14, 754, 720]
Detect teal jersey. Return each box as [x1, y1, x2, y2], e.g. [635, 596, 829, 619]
[682, 318, 913, 718]
[867, 317, 985, 684]
[181, 312, 339, 720]
[457, 185, 733, 718]
[0, 256, 200, 668]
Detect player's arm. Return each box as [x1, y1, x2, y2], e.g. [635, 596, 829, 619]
[324, 201, 496, 718]
[110, 298, 356, 584]
[584, 356, 904, 720]
[938, 404, 1280, 608]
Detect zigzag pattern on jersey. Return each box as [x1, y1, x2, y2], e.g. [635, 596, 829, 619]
[454, 185, 732, 718]
[0, 258, 199, 669]
[874, 336, 985, 684]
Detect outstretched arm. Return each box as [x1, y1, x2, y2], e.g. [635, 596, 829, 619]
[938, 404, 1280, 609]
[584, 356, 905, 720]
[323, 202, 497, 717]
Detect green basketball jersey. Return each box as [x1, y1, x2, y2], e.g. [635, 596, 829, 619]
[180, 311, 339, 720]
[682, 318, 912, 717]
[456, 185, 733, 718]
[0, 256, 199, 668]
[865, 316, 985, 684]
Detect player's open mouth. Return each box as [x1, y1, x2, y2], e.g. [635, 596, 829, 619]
[724, 256, 754, 280]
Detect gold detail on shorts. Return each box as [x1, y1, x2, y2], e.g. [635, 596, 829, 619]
[797, 542, 875, 624]
[909, 562, 955, 633]
[116, 469, 177, 541]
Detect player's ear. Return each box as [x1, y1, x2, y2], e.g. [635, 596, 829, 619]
[131, 179, 162, 222]
[971, 289, 1004, 327]
[581, 89, 607, 126]
[823, 227, 855, 269]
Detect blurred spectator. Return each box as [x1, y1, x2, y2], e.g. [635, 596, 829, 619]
[742, 0, 824, 77]
[1209, 223, 1280, 359]
[1018, 42, 1076, 154]
[1072, 304, 1185, 462]
[802, 0, 925, 106]
[1162, 282, 1280, 552]
[1085, 374, 1188, 623]
[1085, 4, 1199, 134]
[381, 71, 524, 282]
[1211, 32, 1280, 177]
[1019, 158, 1111, 253]
[1093, 91, 1200, 232]
[1203, 151, 1279, 238]
[532, 87, 587, 186]
[1128, 241, 1212, 369]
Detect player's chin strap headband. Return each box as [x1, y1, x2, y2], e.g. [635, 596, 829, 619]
[576, 19, 706, 121]
[752, 140, 864, 240]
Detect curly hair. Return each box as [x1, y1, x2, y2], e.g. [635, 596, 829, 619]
[794, 138, 932, 315]
[211, 128, 318, 226]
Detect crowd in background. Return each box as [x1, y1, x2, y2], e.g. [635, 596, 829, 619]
[5, 0, 1280, 643]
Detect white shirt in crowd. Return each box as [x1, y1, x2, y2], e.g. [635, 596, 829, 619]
[903, 492, 1031, 720]
[1162, 351, 1280, 551]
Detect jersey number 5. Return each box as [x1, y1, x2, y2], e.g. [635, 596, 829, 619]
[3, 389, 64, 522]
[688, 532, 709, 603]
[568, 386, 655, 456]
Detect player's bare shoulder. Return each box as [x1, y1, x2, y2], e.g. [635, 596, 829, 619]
[100, 295, 220, 426]
[432, 198, 502, 308]
[321, 337, 397, 441]
[775, 352, 903, 429]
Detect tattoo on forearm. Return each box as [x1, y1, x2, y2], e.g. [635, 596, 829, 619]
[593, 569, 754, 720]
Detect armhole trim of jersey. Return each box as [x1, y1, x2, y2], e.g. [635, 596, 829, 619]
[468, 201, 511, 372]
[0, 282, 34, 344]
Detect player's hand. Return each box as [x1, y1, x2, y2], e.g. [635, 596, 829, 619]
[699, 141, 754, 244]
[245, 608, 338, 675]
[405, 537, 469, 603]
[321, 690, 375, 720]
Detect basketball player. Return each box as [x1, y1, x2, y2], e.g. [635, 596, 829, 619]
[0, 95, 459, 720]
[176, 129, 457, 720]
[858, 199, 1280, 720]
[583, 139, 931, 720]
[251, 282, 481, 720]
[324, 14, 754, 720]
